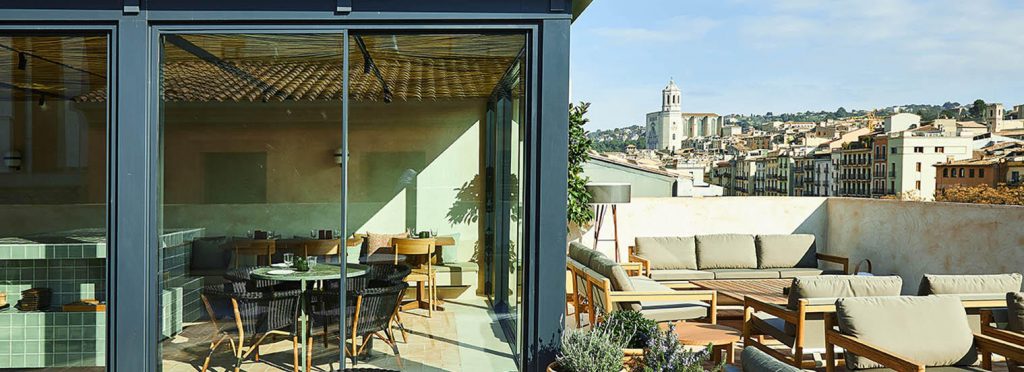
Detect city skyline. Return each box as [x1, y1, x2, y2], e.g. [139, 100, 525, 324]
[570, 0, 1024, 130]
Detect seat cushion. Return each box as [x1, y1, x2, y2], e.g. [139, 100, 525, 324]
[741, 346, 810, 372]
[695, 234, 757, 269]
[1009, 292, 1024, 332]
[190, 236, 233, 270]
[649, 269, 715, 281]
[856, 367, 988, 372]
[835, 296, 978, 370]
[568, 242, 597, 268]
[626, 277, 709, 322]
[917, 273, 1023, 295]
[756, 234, 818, 269]
[635, 236, 698, 270]
[776, 268, 844, 278]
[707, 268, 780, 279]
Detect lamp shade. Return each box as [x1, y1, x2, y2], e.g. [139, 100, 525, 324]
[586, 182, 631, 204]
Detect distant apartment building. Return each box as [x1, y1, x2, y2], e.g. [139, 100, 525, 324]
[837, 142, 872, 197]
[813, 151, 834, 196]
[765, 152, 793, 196]
[887, 128, 973, 200]
[645, 80, 722, 151]
[793, 155, 814, 196]
[747, 134, 775, 150]
[934, 142, 1024, 193]
[884, 113, 921, 133]
[872, 134, 891, 197]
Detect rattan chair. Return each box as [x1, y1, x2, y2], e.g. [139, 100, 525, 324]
[199, 282, 302, 372]
[307, 281, 409, 369]
[322, 264, 413, 343]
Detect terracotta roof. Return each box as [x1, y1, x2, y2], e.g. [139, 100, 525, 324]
[682, 112, 720, 117]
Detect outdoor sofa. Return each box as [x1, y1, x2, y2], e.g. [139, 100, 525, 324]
[743, 275, 904, 368]
[566, 242, 717, 327]
[917, 273, 1023, 332]
[824, 295, 1024, 372]
[629, 234, 848, 282]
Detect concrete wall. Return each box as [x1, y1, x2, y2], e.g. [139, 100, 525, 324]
[827, 198, 1024, 293]
[582, 197, 829, 261]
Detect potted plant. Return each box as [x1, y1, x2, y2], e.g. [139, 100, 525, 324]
[641, 324, 721, 372]
[595, 310, 658, 368]
[549, 327, 625, 372]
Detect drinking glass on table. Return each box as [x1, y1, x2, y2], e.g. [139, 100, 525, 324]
[430, 229, 438, 237]
[308, 256, 318, 269]
[283, 253, 294, 267]
[310, 230, 317, 239]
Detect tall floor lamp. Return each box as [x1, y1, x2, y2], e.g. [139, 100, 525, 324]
[586, 183, 631, 262]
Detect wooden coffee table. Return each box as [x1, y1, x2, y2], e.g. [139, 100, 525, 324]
[668, 322, 741, 364]
[690, 279, 792, 305]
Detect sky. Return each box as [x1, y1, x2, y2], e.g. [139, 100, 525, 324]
[570, 0, 1024, 130]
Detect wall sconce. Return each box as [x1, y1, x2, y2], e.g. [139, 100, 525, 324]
[3, 150, 22, 171]
[333, 146, 344, 166]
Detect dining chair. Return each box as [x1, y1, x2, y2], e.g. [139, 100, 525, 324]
[232, 239, 276, 268]
[199, 282, 302, 372]
[392, 238, 437, 318]
[307, 280, 409, 370]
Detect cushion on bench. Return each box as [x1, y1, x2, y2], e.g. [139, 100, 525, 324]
[776, 268, 838, 278]
[635, 236, 697, 270]
[741, 346, 810, 372]
[916, 273, 1023, 295]
[628, 277, 709, 322]
[787, 275, 904, 311]
[649, 269, 715, 281]
[568, 242, 599, 268]
[589, 255, 634, 292]
[707, 268, 780, 279]
[696, 234, 757, 269]
[755, 234, 817, 269]
[835, 296, 978, 370]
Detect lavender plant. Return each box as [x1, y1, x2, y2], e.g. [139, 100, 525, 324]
[556, 327, 625, 372]
[595, 310, 658, 349]
[642, 324, 721, 372]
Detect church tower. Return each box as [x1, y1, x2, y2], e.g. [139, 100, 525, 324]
[662, 79, 681, 112]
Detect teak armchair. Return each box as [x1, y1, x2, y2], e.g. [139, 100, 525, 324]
[824, 312, 1024, 372]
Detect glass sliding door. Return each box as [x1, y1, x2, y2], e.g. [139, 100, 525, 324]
[155, 32, 346, 372]
[0, 32, 109, 370]
[344, 31, 526, 371]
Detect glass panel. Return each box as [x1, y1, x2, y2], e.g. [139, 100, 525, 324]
[156, 33, 345, 371]
[346, 32, 526, 371]
[0, 34, 109, 370]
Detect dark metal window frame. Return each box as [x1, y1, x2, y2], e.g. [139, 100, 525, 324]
[1, 8, 569, 372]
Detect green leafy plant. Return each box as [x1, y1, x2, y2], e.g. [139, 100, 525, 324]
[568, 102, 595, 228]
[642, 324, 720, 372]
[556, 327, 624, 372]
[596, 310, 658, 349]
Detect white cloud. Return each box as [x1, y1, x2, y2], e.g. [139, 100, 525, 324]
[590, 15, 718, 43]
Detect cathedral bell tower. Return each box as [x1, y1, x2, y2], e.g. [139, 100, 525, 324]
[662, 79, 681, 112]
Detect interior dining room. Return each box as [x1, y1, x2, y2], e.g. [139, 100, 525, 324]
[148, 32, 527, 372]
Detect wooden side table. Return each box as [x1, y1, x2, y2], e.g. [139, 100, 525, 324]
[669, 322, 742, 364]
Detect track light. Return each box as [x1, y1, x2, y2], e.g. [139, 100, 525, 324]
[17, 52, 27, 70]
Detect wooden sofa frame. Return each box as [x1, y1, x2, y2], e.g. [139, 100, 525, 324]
[980, 308, 1024, 369]
[627, 245, 850, 278]
[823, 311, 1024, 372]
[566, 260, 717, 327]
[743, 295, 1008, 369]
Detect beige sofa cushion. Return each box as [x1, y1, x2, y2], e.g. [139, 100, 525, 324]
[695, 234, 757, 269]
[741, 346, 810, 372]
[917, 273, 1023, 295]
[635, 236, 697, 270]
[649, 269, 714, 281]
[568, 242, 597, 268]
[627, 277, 709, 322]
[755, 234, 818, 269]
[836, 296, 978, 370]
[707, 269, 780, 279]
[777, 268, 844, 278]
[1009, 292, 1024, 333]
[589, 255, 634, 292]
[786, 275, 903, 311]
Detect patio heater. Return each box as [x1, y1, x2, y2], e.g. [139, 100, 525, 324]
[586, 182, 631, 262]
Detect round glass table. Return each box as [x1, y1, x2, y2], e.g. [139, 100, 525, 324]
[251, 263, 368, 372]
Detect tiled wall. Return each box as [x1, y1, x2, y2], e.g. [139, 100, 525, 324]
[0, 311, 105, 368]
[0, 258, 105, 307]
